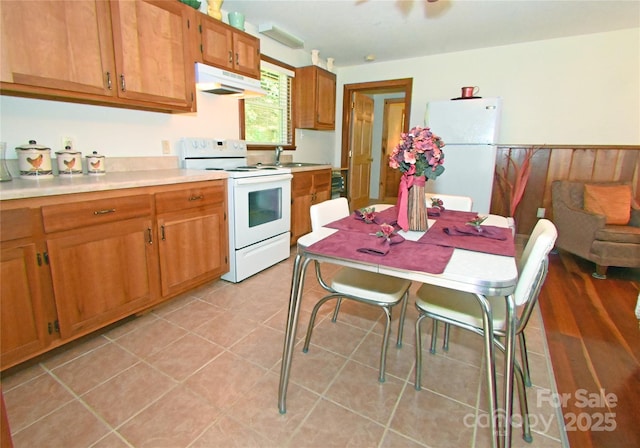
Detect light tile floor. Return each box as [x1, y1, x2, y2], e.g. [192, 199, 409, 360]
[2, 251, 566, 448]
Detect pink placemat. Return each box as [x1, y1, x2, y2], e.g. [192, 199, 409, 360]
[326, 206, 399, 232]
[417, 219, 515, 257]
[306, 230, 454, 274]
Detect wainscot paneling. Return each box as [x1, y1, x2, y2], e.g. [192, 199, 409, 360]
[491, 145, 640, 235]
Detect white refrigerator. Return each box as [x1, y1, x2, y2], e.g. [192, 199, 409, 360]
[424, 97, 503, 214]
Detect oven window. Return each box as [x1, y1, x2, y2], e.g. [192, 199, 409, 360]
[248, 187, 282, 227]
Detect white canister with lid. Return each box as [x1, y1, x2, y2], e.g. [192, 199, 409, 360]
[55, 146, 83, 176]
[86, 150, 106, 175]
[16, 140, 53, 179]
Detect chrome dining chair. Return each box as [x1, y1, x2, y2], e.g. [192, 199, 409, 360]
[303, 197, 412, 382]
[422, 193, 474, 353]
[414, 218, 557, 442]
[425, 192, 473, 212]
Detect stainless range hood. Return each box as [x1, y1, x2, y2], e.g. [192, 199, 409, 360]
[195, 63, 265, 97]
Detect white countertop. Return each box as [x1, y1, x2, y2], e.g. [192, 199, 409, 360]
[0, 169, 229, 201]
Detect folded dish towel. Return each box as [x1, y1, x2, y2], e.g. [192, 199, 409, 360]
[356, 233, 405, 256]
[443, 225, 508, 240]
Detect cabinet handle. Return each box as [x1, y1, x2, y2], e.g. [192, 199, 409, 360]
[147, 228, 153, 244]
[106, 71, 112, 90]
[161, 225, 166, 241]
[235, 52, 239, 65]
[94, 208, 116, 215]
[189, 195, 204, 201]
[43, 252, 49, 265]
[120, 74, 126, 92]
[37, 253, 42, 266]
[228, 50, 233, 63]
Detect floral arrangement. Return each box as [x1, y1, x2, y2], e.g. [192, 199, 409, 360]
[389, 126, 445, 179]
[466, 215, 488, 231]
[355, 207, 377, 224]
[375, 223, 396, 240]
[430, 197, 445, 210]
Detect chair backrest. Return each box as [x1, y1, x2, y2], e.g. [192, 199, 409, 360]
[425, 193, 473, 212]
[514, 219, 557, 306]
[310, 197, 350, 231]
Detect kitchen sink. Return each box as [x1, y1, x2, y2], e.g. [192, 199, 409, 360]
[280, 162, 324, 167]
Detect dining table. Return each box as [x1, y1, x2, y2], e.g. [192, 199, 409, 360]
[278, 206, 519, 448]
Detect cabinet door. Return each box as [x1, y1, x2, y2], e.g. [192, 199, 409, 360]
[313, 169, 332, 201]
[315, 69, 337, 129]
[295, 66, 336, 130]
[290, 193, 313, 245]
[157, 205, 228, 298]
[198, 15, 234, 69]
[0, 0, 115, 96]
[232, 32, 260, 78]
[1, 242, 57, 369]
[46, 218, 158, 339]
[110, 0, 193, 108]
[291, 172, 313, 244]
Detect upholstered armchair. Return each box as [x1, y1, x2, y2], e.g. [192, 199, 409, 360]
[551, 180, 640, 278]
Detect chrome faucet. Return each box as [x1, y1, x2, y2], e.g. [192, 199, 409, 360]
[275, 146, 283, 166]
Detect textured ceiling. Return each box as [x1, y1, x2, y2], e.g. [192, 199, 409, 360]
[222, 0, 640, 67]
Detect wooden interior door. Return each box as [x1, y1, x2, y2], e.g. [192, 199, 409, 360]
[381, 98, 405, 201]
[349, 92, 374, 210]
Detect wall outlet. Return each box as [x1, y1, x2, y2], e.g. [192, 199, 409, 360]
[61, 136, 73, 150]
[161, 140, 171, 155]
[536, 207, 546, 218]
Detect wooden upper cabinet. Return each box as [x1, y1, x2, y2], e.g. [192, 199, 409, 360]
[295, 66, 336, 130]
[110, 0, 194, 108]
[0, 0, 115, 96]
[198, 16, 234, 70]
[232, 32, 260, 78]
[196, 14, 260, 79]
[0, 0, 195, 112]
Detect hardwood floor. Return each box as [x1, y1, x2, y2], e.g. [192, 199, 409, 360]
[539, 250, 640, 448]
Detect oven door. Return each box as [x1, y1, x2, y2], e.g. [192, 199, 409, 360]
[231, 173, 292, 249]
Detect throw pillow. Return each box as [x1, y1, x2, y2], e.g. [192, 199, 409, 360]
[583, 184, 632, 225]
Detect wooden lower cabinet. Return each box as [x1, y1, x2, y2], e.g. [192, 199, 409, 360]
[156, 184, 228, 298]
[0, 179, 228, 371]
[46, 217, 159, 339]
[290, 168, 332, 244]
[0, 240, 57, 368]
[0, 208, 57, 369]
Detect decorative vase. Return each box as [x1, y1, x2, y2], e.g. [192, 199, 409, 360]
[408, 176, 428, 231]
[327, 57, 335, 72]
[207, 0, 223, 20]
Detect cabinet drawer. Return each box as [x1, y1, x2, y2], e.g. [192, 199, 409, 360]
[292, 172, 313, 194]
[42, 195, 152, 233]
[0, 208, 32, 241]
[313, 170, 331, 190]
[155, 184, 225, 214]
